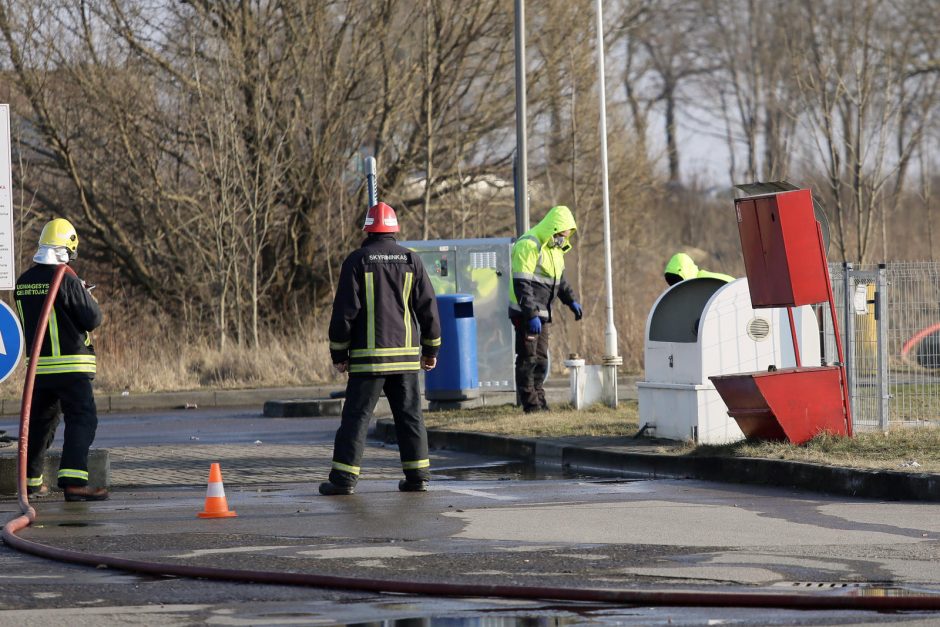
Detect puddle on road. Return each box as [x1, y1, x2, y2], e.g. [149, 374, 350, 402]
[348, 617, 581, 627]
[431, 460, 635, 482]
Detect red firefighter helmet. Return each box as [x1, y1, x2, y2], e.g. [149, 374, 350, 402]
[363, 202, 400, 233]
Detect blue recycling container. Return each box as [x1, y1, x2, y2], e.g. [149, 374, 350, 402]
[425, 293, 479, 401]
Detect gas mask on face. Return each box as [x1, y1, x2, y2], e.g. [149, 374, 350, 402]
[552, 235, 566, 248]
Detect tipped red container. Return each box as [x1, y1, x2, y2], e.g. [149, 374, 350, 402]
[710, 367, 849, 444]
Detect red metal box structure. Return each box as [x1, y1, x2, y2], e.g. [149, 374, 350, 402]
[711, 367, 848, 444]
[734, 189, 830, 308]
[710, 187, 852, 444]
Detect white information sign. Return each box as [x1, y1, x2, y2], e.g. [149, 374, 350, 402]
[0, 105, 14, 290]
[853, 283, 870, 315]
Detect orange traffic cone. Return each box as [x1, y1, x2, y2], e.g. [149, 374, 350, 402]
[197, 462, 237, 518]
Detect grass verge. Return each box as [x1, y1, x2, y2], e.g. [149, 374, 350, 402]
[425, 401, 641, 438]
[427, 399, 940, 474]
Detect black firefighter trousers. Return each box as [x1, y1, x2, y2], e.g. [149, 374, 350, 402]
[328, 373, 430, 489]
[26, 374, 99, 488]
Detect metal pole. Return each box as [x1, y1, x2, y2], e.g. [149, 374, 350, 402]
[513, 0, 529, 237]
[841, 261, 856, 434]
[785, 307, 802, 367]
[876, 264, 889, 432]
[0, 104, 14, 290]
[365, 156, 377, 208]
[594, 0, 621, 407]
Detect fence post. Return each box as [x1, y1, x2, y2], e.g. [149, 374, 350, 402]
[876, 263, 889, 432]
[843, 262, 856, 429]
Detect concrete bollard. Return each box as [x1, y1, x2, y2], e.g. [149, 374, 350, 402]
[262, 398, 344, 418]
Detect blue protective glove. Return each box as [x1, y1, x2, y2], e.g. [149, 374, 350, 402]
[527, 316, 542, 334]
[570, 301, 583, 321]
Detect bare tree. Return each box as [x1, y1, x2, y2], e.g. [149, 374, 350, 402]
[0, 0, 520, 339]
[787, 0, 938, 262]
[701, 0, 799, 183]
[620, 0, 715, 185]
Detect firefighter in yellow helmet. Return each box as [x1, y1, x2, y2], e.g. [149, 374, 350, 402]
[14, 218, 108, 501]
[509, 205, 582, 413]
[664, 252, 734, 286]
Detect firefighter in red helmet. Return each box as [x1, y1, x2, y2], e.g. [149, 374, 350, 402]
[320, 202, 442, 495]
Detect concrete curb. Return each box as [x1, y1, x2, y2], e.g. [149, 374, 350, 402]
[373, 419, 940, 502]
[0, 386, 341, 416]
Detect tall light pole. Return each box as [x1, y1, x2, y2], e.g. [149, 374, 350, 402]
[594, 0, 622, 407]
[513, 0, 529, 236]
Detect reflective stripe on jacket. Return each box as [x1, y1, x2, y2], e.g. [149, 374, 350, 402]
[15, 264, 102, 377]
[329, 234, 441, 376]
[509, 205, 578, 322]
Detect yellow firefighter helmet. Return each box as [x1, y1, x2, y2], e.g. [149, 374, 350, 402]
[39, 218, 79, 258]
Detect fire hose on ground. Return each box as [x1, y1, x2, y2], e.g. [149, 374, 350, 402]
[5, 265, 940, 611]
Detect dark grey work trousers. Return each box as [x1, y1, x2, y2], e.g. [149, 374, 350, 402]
[328, 373, 430, 488]
[512, 318, 551, 413]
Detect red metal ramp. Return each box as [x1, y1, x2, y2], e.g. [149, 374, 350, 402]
[710, 367, 849, 445]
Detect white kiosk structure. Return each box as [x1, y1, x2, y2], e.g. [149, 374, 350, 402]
[638, 278, 820, 444]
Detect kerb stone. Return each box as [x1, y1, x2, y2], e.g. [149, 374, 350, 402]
[0, 448, 110, 494]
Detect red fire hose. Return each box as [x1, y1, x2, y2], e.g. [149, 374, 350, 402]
[5, 265, 940, 610]
[10, 263, 73, 519]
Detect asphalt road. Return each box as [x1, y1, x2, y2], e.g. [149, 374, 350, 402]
[2, 407, 940, 625]
[1, 406, 344, 448]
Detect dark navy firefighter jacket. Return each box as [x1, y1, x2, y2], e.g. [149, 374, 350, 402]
[328, 234, 441, 375]
[15, 264, 102, 377]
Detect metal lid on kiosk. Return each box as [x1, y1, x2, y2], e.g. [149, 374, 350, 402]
[648, 278, 728, 343]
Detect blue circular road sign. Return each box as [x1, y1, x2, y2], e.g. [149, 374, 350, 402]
[0, 300, 23, 383]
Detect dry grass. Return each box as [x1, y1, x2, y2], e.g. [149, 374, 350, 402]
[0, 306, 343, 399]
[426, 401, 641, 437]
[682, 429, 940, 473]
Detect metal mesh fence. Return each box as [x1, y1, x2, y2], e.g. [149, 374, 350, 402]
[882, 263, 940, 427]
[824, 262, 940, 431]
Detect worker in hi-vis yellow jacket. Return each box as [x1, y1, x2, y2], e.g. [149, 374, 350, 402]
[508, 205, 582, 413]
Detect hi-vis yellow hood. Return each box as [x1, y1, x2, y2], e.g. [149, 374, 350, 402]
[664, 252, 698, 280]
[530, 205, 577, 250]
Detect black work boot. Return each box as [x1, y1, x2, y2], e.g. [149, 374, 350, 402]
[63, 486, 109, 502]
[319, 481, 355, 496]
[398, 479, 428, 492]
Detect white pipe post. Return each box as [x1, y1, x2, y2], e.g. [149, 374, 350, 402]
[365, 156, 377, 208]
[594, 0, 621, 407]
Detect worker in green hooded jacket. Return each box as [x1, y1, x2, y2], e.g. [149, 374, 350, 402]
[664, 252, 734, 286]
[509, 205, 582, 413]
